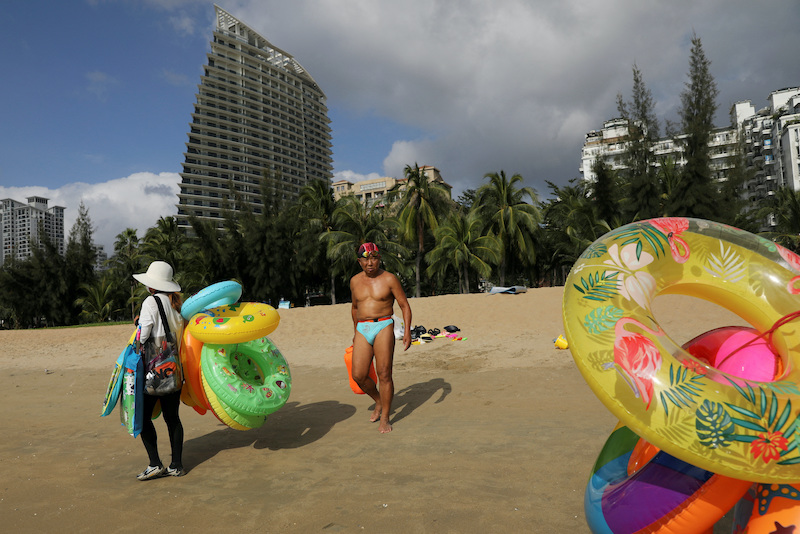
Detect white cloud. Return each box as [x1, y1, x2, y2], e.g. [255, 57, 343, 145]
[0, 172, 179, 256]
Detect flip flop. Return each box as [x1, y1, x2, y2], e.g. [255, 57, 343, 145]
[428, 328, 441, 336]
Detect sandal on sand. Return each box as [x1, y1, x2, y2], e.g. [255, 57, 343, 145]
[428, 328, 441, 336]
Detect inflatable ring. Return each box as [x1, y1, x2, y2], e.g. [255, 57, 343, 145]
[200, 336, 291, 419]
[200, 371, 266, 430]
[564, 217, 800, 483]
[181, 280, 243, 320]
[179, 328, 208, 415]
[188, 302, 280, 344]
[586, 424, 751, 534]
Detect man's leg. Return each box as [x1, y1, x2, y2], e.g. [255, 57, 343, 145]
[372, 323, 395, 433]
[351, 332, 382, 422]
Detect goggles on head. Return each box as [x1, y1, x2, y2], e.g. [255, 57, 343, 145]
[357, 242, 380, 258]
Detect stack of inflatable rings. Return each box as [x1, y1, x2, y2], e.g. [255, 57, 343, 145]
[178, 281, 290, 430]
[563, 217, 800, 532]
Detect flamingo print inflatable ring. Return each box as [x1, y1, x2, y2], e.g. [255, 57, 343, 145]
[563, 217, 800, 532]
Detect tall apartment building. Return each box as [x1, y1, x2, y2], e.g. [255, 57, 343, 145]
[176, 6, 333, 231]
[332, 165, 452, 208]
[0, 196, 65, 266]
[580, 87, 800, 219]
[733, 87, 800, 210]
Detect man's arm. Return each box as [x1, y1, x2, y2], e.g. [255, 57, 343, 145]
[389, 275, 412, 351]
[350, 277, 359, 331]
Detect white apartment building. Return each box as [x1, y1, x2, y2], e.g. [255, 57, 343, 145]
[332, 166, 452, 208]
[734, 87, 800, 208]
[580, 120, 738, 183]
[176, 6, 333, 231]
[580, 87, 800, 223]
[0, 196, 65, 266]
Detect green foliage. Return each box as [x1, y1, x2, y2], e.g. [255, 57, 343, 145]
[474, 170, 541, 287]
[391, 163, 453, 297]
[425, 210, 501, 293]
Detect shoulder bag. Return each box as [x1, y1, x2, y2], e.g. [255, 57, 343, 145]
[140, 295, 183, 396]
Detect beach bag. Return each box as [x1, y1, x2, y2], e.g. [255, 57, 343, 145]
[120, 331, 145, 437]
[140, 296, 183, 396]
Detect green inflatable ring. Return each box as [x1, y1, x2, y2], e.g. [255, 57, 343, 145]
[200, 336, 291, 418]
[200, 371, 266, 430]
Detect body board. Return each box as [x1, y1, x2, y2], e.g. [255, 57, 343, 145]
[101, 329, 138, 417]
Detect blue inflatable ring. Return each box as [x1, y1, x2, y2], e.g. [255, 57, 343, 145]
[181, 280, 243, 320]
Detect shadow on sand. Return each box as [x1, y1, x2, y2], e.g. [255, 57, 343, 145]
[183, 399, 356, 470]
[386, 377, 452, 425]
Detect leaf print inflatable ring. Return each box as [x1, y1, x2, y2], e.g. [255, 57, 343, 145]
[563, 217, 800, 483]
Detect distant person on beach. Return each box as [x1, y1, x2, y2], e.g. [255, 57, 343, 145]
[132, 261, 186, 480]
[350, 242, 412, 433]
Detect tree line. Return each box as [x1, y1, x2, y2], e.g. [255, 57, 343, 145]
[1, 34, 797, 328]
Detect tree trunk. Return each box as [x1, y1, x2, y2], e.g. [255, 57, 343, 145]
[330, 272, 337, 305]
[415, 214, 423, 298]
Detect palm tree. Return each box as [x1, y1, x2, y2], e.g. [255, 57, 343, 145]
[322, 196, 408, 287]
[473, 170, 541, 286]
[141, 216, 191, 287]
[296, 179, 338, 302]
[391, 164, 452, 297]
[75, 277, 120, 323]
[426, 211, 501, 293]
[108, 228, 141, 319]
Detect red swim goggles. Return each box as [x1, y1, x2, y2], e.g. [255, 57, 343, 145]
[358, 242, 380, 258]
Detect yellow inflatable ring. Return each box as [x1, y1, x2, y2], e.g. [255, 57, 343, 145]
[563, 217, 800, 483]
[187, 301, 280, 344]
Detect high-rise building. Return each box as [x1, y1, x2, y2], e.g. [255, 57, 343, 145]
[176, 6, 333, 231]
[0, 196, 65, 266]
[734, 87, 800, 214]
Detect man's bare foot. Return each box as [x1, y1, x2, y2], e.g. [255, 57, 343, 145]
[379, 421, 393, 433]
[370, 405, 382, 423]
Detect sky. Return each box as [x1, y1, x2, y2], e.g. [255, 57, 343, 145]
[1, 0, 798, 253]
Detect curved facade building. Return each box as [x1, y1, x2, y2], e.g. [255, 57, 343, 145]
[177, 6, 333, 230]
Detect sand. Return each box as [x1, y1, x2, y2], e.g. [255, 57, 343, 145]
[0, 288, 749, 532]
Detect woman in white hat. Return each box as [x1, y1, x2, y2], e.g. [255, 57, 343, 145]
[132, 260, 186, 480]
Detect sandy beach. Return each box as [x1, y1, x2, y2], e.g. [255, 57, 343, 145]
[0, 288, 749, 532]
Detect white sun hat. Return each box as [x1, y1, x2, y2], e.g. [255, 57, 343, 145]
[133, 261, 181, 292]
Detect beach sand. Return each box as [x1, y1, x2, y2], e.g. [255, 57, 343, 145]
[0, 288, 749, 532]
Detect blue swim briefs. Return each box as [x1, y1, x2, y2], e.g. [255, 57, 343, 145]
[356, 317, 393, 345]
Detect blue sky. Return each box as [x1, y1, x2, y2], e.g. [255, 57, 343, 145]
[1, 0, 798, 252]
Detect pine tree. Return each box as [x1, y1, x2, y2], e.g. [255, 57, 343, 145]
[616, 65, 660, 220]
[669, 33, 719, 219]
